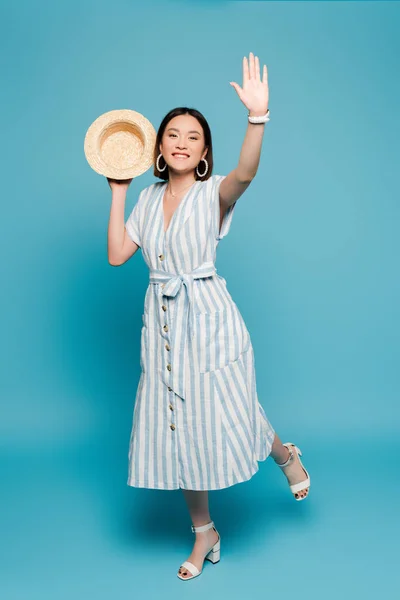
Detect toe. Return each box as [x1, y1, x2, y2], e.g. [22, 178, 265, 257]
[178, 567, 193, 578]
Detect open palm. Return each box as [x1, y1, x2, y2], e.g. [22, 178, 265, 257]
[230, 52, 269, 115]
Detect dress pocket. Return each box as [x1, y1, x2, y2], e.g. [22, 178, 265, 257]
[194, 305, 251, 373]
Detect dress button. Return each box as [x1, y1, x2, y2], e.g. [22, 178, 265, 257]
[170, 424, 175, 431]
[165, 343, 170, 351]
[162, 305, 167, 311]
[159, 254, 165, 261]
[169, 404, 174, 411]
[167, 364, 172, 371]
[168, 386, 172, 391]
[163, 325, 168, 332]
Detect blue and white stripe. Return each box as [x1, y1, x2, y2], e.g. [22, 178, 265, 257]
[125, 174, 275, 490]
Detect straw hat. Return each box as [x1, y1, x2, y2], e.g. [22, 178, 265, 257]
[84, 109, 156, 179]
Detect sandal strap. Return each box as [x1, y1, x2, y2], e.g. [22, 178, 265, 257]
[191, 520, 214, 533]
[289, 475, 310, 494]
[276, 446, 294, 468]
[180, 560, 200, 576]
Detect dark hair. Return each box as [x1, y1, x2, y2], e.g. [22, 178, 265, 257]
[153, 107, 213, 181]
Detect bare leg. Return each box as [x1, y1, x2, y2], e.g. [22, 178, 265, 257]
[270, 432, 309, 499]
[178, 490, 219, 579]
[270, 431, 291, 463]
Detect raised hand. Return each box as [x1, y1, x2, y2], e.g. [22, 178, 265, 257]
[230, 52, 269, 116]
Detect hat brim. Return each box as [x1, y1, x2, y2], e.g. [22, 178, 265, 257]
[84, 109, 156, 179]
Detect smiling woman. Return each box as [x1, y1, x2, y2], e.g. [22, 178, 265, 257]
[115, 52, 311, 584]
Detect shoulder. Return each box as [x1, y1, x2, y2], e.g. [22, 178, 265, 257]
[138, 181, 165, 203]
[141, 181, 164, 195]
[205, 174, 226, 189]
[210, 174, 226, 182]
[203, 174, 226, 199]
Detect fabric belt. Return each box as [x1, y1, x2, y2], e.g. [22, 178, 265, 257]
[149, 261, 216, 339]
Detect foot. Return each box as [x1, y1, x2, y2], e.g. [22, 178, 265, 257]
[277, 445, 309, 500]
[178, 525, 220, 579]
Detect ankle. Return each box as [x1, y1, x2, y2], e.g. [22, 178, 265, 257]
[192, 519, 213, 530]
[275, 446, 291, 466]
[192, 522, 217, 540]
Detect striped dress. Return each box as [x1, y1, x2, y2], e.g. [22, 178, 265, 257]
[125, 174, 275, 490]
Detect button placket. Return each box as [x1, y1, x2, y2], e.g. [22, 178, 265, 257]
[160, 282, 174, 398]
[159, 262, 175, 427]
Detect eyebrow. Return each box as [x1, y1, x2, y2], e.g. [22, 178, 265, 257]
[166, 127, 201, 135]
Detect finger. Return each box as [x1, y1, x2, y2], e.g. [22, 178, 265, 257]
[263, 64, 268, 85]
[255, 55, 260, 81]
[230, 82, 246, 104]
[249, 51, 255, 79]
[230, 81, 243, 98]
[243, 56, 249, 85]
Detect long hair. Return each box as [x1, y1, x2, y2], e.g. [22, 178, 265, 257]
[153, 107, 213, 181]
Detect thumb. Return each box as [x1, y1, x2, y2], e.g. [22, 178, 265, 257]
[230, 81, 243, 99]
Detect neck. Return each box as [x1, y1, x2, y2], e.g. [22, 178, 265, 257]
[167, 172, 197, 192]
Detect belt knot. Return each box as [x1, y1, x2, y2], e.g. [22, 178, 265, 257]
[149, 261, 216, 339]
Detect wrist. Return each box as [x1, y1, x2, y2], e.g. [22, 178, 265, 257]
[112, 187, 127, 199]
[248, 118, 266, 126]
[248, 108, 270, 125]
[248, 109, 268, 117]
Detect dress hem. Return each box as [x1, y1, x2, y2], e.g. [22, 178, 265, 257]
[126, 448, 274, 491]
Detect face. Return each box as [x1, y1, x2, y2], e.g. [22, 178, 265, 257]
[159, 114, 208, 175]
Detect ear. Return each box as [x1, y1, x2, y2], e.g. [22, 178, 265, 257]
[202, 147, 208, 160]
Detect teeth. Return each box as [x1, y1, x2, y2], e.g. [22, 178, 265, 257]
[173, 154, 188, 158]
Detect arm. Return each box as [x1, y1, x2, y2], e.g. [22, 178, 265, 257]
[219, 52, 269, 213]
[107, 180, 140, 266]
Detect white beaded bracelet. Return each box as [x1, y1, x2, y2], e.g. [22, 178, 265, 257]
[248, 109, 270, 124]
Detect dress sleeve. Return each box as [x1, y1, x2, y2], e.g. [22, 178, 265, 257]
[211, 174, 237, 241]
[125, 191, 142, 247]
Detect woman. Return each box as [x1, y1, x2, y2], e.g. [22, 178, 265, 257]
[107, 52, 310, 581]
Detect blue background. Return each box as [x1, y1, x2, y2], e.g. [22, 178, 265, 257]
[2, 0, 399, 598]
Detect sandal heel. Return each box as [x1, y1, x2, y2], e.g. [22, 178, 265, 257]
[205, 542, 220, 564]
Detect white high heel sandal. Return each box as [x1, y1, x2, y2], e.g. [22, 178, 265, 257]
[177, 520, 221, 581]
[277, 442, 311, 501]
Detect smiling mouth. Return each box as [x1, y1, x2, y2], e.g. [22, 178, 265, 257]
[172, 153, 189, 159]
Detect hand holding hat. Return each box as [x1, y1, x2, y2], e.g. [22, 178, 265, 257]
[106, 177, 133, 193]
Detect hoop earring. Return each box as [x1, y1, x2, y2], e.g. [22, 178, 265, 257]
[196, 158, 208, 178]
[156, 153, 167, 172]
